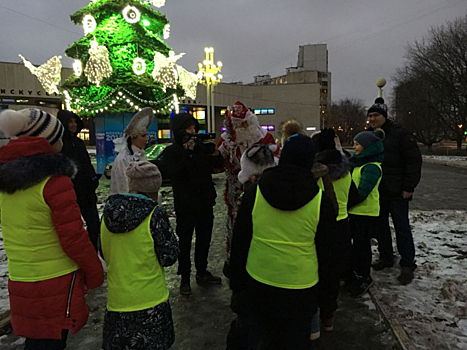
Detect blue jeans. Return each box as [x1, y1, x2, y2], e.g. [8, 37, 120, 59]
[376, 199, 416, 270]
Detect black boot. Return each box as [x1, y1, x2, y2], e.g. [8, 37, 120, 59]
[180, 275, 191, 295]
[196, 270, 222, 284]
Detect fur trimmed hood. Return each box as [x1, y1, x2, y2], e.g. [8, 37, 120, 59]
[0, 153, 77, 194]
[0, 137, 77, 194]
[315, 149, 350, 181]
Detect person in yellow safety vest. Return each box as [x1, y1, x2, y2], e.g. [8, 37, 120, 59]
[101, 161, 179, 350]
[348, 129, 385, 298]
[310, 128, 360, 339]
[229, 134, 339, 350]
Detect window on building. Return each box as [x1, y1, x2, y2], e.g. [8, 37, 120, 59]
[158, 129, 171, 139]
[78, 128, 90, 141]
[254, 108, 275, 115]
[321, 81, 328, 86]
[261, 125, 275, 131]
[320, 97, 328, 101]
[321, 89, 328, 94]
[193, 109, 206, 124]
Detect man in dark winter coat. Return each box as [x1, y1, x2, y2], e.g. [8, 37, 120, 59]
[229, 134, 339, 350]
[160, 113, 225, 295]
[57, 110, 100, 251]
[367, 98, 422, 285]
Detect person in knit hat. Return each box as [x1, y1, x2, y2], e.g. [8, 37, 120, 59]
[367, 97, 422, 285]
[101, 161, 179, 350]
[0, 108, 103, 349]
[347, 129, 385, 297]
[228, 133, 338, 349]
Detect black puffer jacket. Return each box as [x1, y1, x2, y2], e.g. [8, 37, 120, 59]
[230, 164, 339, 318]
[57, 111, 98, 197]
[160, 114, 224, 213]
[371, 119, 422, 200]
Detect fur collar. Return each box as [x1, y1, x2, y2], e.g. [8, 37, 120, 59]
[315, 149, 350, 180]
[0, 153, 77, 194]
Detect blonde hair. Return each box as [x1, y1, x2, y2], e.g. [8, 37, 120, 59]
[281, 119, 305, 145]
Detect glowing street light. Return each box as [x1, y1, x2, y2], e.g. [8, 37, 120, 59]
[198, 47, 222, 133]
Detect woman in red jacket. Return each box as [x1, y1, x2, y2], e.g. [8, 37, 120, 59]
[0, 109, 104, 350]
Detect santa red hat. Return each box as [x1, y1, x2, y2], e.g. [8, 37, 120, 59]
[232, 101, 249, 120]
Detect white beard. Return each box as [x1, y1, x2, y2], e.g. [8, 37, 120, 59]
[236, 123, 262, 146]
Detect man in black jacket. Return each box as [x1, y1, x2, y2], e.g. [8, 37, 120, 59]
[161, 113, 224, 295]
[57, 110, 100, 251]
[367, 98, 422, 285]
[229, 134, 339, 349]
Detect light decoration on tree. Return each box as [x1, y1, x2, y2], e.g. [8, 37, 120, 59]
[19, 54, 62, 94]
[163, 24, 170, 40]
[152, 51, 184, 91]
[173, 93, 180, 114]
[150, 0, 166, 8]
[73, 60, 83, 77]
[84, 39, 113, 87]
[133, 57, 146, 75]
[82, 14, 97, 35]
[177, 66, 199, 100]
[122, 5, 141, 24]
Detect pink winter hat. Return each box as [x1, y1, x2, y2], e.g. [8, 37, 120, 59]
[125, 161, 162, 193]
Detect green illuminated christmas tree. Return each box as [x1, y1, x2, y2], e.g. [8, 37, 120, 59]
[62, 0, 198, 116]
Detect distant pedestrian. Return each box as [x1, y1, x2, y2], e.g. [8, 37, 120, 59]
[229, 133, 339, 349]
[101, 161, 179, 350]
[110, 107, 153, 195]
[58, 110, 100, 251]
[348, 129, 385, 297]
[368, 98, 422, 285]
[0, 108, 103, 350]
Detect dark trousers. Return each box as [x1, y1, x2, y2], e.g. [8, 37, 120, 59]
[176, 207, 214, 276]
[24, 330, 69, 350]
[350, 215, 376, 278]
[376, 199, 416, 270]
[77, 193, 100, 252]
[230, 304, 313, 350]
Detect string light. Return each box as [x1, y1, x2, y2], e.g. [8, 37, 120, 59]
[73, 60, 83, 76]
[19, 54, 62, 94]
[133, 57, 146, 75]
[82, 14, 97, 35]
[173, 93, 179, 114]
[122, 5, 140, 24]
[152, 51, 184, 91]
[84, 39, 113, 87]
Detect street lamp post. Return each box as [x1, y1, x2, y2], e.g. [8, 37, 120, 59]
[198, 47, 223, 133]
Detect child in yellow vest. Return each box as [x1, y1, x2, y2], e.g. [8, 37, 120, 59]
[348, 129, 385, 297]
[101, 161, 179, 350]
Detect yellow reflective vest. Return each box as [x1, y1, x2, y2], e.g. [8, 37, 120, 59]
[246, 187, 321, 289]
[348, 162, 382, 217]
[101, 207, 169, 312]
[318, 172, 352, 221]
[0, 178, 78, 282]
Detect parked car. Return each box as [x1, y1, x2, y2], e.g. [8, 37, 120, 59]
[104, 143, 170, 186]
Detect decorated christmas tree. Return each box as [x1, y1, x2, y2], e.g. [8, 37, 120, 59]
[59, 0, 198, 116]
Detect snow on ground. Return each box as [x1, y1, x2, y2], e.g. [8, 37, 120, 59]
[372, 210, 467, 350]
[423, 155, 467, 168]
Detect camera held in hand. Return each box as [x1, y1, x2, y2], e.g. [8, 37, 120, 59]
[184, 132, 217, 155]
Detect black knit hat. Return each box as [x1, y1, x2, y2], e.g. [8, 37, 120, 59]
[279, 133, 315, 170]
[367, 97, 388, 118]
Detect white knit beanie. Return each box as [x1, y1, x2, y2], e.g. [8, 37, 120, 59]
[0, 108, 64, 145]
[125, 161, 162, 193]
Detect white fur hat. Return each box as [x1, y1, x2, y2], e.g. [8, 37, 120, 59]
[0, 108, 64, 145]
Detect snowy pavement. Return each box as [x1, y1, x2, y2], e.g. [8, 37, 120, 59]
[372, 210, 467, 350]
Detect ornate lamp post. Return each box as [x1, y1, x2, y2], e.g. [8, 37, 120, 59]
[198, 47, 223, 133]
[376, 77, 387, 97]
